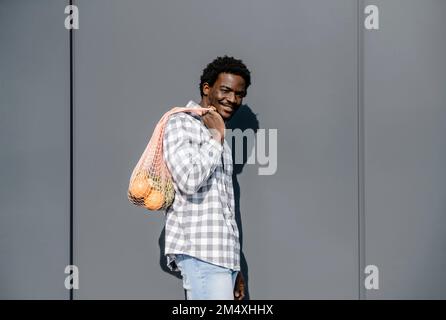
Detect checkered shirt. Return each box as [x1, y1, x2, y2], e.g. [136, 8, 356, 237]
[162, 100, 240, 272]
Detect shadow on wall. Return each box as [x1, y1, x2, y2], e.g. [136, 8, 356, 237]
[158, 104, 260, 300]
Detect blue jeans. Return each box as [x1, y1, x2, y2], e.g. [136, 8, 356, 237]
[175, 254, 239, 300]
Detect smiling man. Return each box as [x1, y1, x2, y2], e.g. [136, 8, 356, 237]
[162, 56, 251, 300]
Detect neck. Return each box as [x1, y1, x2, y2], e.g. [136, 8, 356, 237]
[198, 98, 208, 109]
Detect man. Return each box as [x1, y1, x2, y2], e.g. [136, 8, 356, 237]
[162, 56, 251, 300]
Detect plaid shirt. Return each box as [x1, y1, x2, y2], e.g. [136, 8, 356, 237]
[162, 100, 240, 272]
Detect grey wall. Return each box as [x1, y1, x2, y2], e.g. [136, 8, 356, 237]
[363, 0, 446, 299]
[1, 0, 445, 300]
[75, 0, 358, 299]
[0, 0, 70, 299]
[73, 0, 358, 299]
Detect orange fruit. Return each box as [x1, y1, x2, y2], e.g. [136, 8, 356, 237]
[144, 189, 165, 210]
[129, 175, 151, 199]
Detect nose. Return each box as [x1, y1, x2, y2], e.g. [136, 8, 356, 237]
[227, 92, 236, 104]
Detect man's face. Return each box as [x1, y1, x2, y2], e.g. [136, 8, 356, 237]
[202, 73, 246, 121]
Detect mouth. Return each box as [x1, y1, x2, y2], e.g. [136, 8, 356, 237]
[219, 103, 234, 114]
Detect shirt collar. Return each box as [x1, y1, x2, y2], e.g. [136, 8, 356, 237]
[186, 100, 201, 108]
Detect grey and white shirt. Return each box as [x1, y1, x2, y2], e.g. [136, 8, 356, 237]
[163, 100, 240, 272]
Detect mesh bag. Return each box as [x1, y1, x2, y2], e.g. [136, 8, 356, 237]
[128, 106, 210, 211]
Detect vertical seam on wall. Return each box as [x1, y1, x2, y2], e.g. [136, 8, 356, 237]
[357, 0, 366, 300]
[69, 0, 74, 301]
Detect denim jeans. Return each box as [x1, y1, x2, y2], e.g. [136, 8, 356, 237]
[175, 254, 239, 300]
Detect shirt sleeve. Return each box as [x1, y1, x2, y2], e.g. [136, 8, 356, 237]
[163, 113, 223, 195]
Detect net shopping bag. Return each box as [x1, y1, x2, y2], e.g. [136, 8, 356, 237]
[128, 106, 210, 211]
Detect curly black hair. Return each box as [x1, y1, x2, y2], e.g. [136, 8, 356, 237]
[199, 55, 251, 97]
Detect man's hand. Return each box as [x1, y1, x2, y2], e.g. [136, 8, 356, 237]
[233, 272, 246, 300]
[202, 105, 225, 143]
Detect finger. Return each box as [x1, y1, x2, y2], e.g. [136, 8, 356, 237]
[209, 110, 223, 119]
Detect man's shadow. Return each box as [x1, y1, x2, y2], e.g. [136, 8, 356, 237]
[158, 104, 259, 300]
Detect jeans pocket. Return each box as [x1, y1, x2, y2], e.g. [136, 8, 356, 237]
[181, 271, 192, 291]
[176, 255, 192, 291]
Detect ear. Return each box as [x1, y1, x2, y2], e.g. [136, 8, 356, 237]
[202, 82, 211, 96]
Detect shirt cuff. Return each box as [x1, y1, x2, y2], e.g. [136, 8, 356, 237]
[207, 136, 223, 154]
[202, 137, 223, 166]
